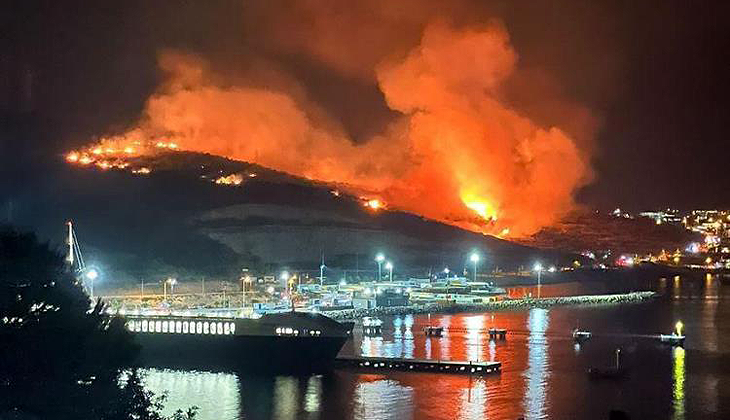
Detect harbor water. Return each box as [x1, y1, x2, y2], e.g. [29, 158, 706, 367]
[141, 276, 730, 419]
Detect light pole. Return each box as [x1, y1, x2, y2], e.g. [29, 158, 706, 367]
[470, 252, 479, 282]
[385, 261, 393, 282]
[164, 277, 176, 301]
[281, 271, 290, 294]
[375, 253, 384, 281]
[85, 269, 98, 301]
[533, 263, 542, 298]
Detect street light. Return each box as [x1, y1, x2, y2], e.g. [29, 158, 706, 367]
[85, 268, 98, 301]
[385, 261, 393, 282]
[469, 252, 479, 282]
[533, 263, 543, 298]
[164, 277, 177, 301]
[375, 253, 385, 280]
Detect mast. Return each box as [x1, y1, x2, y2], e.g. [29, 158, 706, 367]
[65, 221, 85, 273]
[66, 221, 74, 266]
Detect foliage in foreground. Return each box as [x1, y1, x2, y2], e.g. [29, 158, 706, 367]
[0, 227, 195, 420]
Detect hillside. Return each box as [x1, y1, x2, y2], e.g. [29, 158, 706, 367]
[8, 151, 582, 287]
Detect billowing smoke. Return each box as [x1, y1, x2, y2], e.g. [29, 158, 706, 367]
[71, 5, 592, 237]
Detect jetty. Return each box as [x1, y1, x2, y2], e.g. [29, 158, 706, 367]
[488, 328, 508, 339]
[335, 355, 501, 375]
[324, 291, 657, 320]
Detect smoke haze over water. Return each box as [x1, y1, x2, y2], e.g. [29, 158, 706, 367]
[72, 1, 595, 237]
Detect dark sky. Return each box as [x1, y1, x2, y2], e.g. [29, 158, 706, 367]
[2, 0, 730, 213]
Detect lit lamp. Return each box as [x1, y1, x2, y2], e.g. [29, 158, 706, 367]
[385, 261, 393, 282]
[469, 252, 479, 282]
[533, 263, 543, 298]
[375, 253, 385, 280]
[675, 321, 684, 336]
[164, 277, 177, 301]
[85, 268, 99, 301]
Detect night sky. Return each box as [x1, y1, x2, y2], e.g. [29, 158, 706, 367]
[3, 0, 730, 215]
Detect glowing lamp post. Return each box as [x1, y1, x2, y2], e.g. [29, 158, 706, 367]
[675, 320, 684, 336]
[470, 252, 480, 282]
[375, 253, 385, 280]
[385, 262, 393, 282]
[164, 277, 177, 301]
[533, 263, 543, 298]
[85, 268, 98, 301]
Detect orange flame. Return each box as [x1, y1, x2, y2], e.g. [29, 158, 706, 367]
[64, 21, 591, 238]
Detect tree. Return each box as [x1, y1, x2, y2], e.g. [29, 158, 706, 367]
[0, 227, 195, 420]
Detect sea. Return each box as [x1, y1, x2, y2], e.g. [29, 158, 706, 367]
[141, 275, 730, 420]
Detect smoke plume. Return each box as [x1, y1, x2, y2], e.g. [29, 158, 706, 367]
[73, 5, 592, 237]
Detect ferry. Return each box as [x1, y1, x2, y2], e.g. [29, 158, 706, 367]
[124, 311, 351, 372]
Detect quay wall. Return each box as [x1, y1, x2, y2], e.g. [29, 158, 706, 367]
[322, 291, 657, 320]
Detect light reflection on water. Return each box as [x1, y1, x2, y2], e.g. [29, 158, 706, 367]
[140, 277, 730, 420]
[523, 308, 550, 419]
[142, 369, 240, 419]
[353, 377, 413, 420]
[673, 347, 685, 420]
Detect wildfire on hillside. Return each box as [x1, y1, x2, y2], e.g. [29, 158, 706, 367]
[64, 12, 593, 239]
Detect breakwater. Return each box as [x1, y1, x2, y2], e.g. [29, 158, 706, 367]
[322, 291, 657, 321]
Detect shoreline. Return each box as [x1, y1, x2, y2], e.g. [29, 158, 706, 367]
[322, 291, 657, 320]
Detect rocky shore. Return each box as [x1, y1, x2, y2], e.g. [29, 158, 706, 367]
[322, 291, 657, 321]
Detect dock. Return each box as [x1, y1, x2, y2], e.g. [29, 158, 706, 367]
[488, 328, 507, 339]
[335, 355, 501, 375]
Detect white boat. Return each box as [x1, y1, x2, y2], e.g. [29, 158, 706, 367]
[659, 333, 685, 346]
[572, 329, 592, 342]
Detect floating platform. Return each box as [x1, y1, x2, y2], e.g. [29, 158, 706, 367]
[424, 326, 444, 336]
[335, 355, 501, 375]
[488, 328, 507, 339]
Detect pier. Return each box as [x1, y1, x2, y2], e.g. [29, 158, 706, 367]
[488, 328, 507, 339]
[335, 355, 501, 375]
[323, 291, 657, 320]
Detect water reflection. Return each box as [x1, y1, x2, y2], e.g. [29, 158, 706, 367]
[459, 378, 487, 420]
[304, 376, 322, 415]
[273, 376, 299, 420]
[672, 347, 685, 420]
[141, 369, 240, 419]
[361, 335, 384, 357]
[439, 315, 452, 360]
[463, 315, 485, 362]
[354, 376, 413, 420]
[523, 308, 550, 419]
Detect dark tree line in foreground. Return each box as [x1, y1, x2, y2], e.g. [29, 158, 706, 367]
[0, 227, 196, 420]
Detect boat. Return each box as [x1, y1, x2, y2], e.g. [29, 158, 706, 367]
[588, 348, 626, 380]
[659, 321, 686, 346]
[124, 311, 350, 373]
[659, 333, 685, 346]
[572, 329, 592, 343]
[362, 317, 383, 335]
[424, 326, 443, 336]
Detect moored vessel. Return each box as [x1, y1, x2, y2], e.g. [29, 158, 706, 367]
[125, 311, 350, 372]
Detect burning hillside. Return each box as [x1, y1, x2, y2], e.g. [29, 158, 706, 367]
[66, 5, 595, 238]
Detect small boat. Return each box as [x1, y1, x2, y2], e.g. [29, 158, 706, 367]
[588, 349, 626, 380]
[572, 329, 592, 343]
[659, 333, 685, 346]
[424, 326, 444, 336]
[362, 317, 383, 335]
